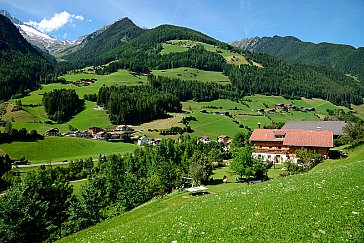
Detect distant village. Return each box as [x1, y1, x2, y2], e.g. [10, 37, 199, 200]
[71, 78, 97, 87]
[45, 125, 233, 149]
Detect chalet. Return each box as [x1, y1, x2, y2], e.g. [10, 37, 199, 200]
[95, 131, 105, 140]
[116, 125, 134, 133]
[138, 136, 149, 146]
[75, 130, 91, 138]
[281, 121, 346, 138]
[45, 128, 59, 136]
[87, 127, 104, 136]
[109, 131, 123, 140]
[218, 135, 231, 144]
[199, 136, 212, 144]
[250, 129, 333, 164]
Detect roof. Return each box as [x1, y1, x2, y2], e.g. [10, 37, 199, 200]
[281, 121, 346, 136]
[250, 129, 333, 147]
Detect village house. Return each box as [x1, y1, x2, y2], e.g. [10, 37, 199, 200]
[108, 131, 124, 141]
[138, 135, 149, 146]
[45, 128, 60, 136]
[116, 125, 134, 133]
[250, 129, 333, 164]
[217, 135, 231, 144]
[87, 127, 104, 136]
[75, 130, 92, 138]
[199, 136, 212, 144]
[95, 131, 105, 140]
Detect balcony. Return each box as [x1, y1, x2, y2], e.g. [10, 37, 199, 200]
[254, 147, 289, 154]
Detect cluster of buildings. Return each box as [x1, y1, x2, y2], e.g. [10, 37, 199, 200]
[249, 121, 345, 163]
[71, 78, 97, 87]
[45, 118, 346, 164]
[253, 104, 315, 115]
[45, 125, 134, 141]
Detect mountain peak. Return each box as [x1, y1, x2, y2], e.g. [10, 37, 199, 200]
[0, 10, 23, 25]
[0, 10, 84, 53]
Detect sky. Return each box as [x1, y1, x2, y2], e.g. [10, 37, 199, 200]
[1, 0, 363, 47]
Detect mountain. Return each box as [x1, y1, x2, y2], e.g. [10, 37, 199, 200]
[0, 14, 53, 101]
[230, 36, 364, 81]
[0, 10, 84, 53]
[64, 17, 146, 67]
[63, 19, 364, 106]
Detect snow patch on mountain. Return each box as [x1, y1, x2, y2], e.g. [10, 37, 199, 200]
[1, 10, 84, 53]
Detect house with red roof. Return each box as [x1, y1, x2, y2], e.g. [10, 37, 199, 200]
[249, 129, 333, 163]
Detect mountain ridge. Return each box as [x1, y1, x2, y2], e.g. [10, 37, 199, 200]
[0, 10, 84, 53]
[230, 35, 364, 81]
[0, 14, 53, 101]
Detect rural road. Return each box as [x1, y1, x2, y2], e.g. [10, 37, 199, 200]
[13, 161, 70, 168]
[12, 158, 99, 168]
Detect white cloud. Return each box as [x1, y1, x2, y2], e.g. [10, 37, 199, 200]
[74, 15, 84, 21]
[25, 11, 84, 33]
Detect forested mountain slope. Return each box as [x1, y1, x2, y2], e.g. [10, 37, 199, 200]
[64, 17, 146, 67]
[0, 14, 53, 101]
[67, 20, 364, 106]
[230, 35, 364, 81]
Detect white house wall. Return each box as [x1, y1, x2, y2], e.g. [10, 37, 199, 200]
[252, 152, 296, 163]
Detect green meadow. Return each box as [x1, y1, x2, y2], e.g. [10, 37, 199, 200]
[152, 67, 230, 84]
[160, 39, 254, 66]
[3, 69, 145, 134]
[0, 137, 136, 163]
[1, 73, 362, 164]
[59, 145, 364, 242]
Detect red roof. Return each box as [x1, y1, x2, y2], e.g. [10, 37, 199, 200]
[250, 129, 333, 147]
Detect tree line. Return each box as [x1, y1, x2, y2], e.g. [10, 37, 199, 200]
[42, 89, 85, 123]
[0, 135, 238, 242]
[97, 85, 181, 124]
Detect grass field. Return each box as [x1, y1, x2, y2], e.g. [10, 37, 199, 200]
[2, 89, 362, 164]
[59, 146, 364, 242]
[160, 40, 256, 66]
[152, 67, 230, 84]
[2, 69, 145, 134]
[0, 137, 136, 163]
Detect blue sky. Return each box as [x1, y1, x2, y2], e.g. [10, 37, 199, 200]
[1, 0, 363, 47]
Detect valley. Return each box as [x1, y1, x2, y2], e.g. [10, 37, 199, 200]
[0, 7, 363, 243]
[1, 66, 358, 164]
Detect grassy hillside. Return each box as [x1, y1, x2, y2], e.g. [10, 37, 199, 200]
[2, 69, 146, 134]
[133, 95, 355, 140]
[0, 137, 136, 163]
[59, 147, 364, 242]
[152, 67, 230, 84]
[161, 39, 254, 66]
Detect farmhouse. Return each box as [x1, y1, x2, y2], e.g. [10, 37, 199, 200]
[45, 128, 59, 136]
[199, 136, 212, 144]
[250, 129, 333, 163]
[281, 121, 346, 138]
[217, 135, 231, 144]
[116, 125, 134, 133]
[87, 127, 104, 136]
[138, 135, 149, 146]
